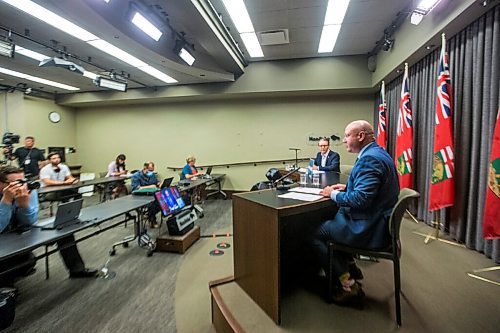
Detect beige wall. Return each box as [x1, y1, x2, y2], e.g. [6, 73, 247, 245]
[76, 94, 373, 191]
[0, 92, 78, 165]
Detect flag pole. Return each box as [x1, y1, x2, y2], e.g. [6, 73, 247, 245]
[424, 209, 441, 244]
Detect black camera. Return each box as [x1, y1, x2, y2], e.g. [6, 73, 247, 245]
[2, 132, 20, 145]
[17, 178, 41, 191]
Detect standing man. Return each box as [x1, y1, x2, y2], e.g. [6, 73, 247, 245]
[0, 166, 96, 288]
[12, 136, 46, 179]
[311, 120, 399, 304]
[312, 137, 340, 172]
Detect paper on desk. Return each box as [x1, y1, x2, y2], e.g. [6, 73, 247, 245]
[298, 167, 325, 174]
[289, 187, 322, 195]
[278, 192, 323, 202]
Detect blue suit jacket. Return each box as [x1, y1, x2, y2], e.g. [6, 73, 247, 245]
[331, 142, 399, 249]
[314, 150, 340, 172]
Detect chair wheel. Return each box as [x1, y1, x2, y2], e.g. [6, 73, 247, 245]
[199, 213, 204, 218]
[122, 242, 129, 248]
[147, 250, 153, 257]
[109, 249, 116, 256]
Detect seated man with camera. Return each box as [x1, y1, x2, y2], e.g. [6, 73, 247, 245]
[0, 166, 97, 290]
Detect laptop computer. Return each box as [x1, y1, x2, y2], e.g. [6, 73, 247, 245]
[160, 177, 174, 189]
[35, 199, 83, 230]
[205, 166, 212, 175]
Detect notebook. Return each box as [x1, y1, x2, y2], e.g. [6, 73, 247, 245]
[160, 177, 174, 189]
[35, 199, 83, 230]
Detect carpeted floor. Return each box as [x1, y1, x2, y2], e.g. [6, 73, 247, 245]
[4, 195, 500, 333]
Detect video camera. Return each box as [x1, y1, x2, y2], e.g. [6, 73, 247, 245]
[1, 132, 20, 163]
[2, 132, 20, 146]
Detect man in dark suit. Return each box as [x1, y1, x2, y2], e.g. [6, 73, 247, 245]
[312, 137, 340, 172]
[312, 120, 399, 304]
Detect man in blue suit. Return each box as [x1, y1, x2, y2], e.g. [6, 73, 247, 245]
[312, 137, 340, 172]
[312, 120, 399, 304]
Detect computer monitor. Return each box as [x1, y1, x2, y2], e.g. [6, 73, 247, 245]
[154, 186, 186, 216]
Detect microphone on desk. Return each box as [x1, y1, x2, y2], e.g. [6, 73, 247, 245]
[273, 167, 300, 191]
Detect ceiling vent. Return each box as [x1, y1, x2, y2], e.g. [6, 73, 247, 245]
[258, 29, 289, 46]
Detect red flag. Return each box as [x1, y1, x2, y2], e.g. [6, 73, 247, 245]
[395, 64, 413, 189]
[430, 34, 455, 211]
[377, 81, 387, 149]
[484, 109, 500, 239]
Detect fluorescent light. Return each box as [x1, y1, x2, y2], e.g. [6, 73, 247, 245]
[96, 77, 127, 91]
[104, 0, 110, 3]
[87, 39, 147, 67]
[324, 0, 350, 25]
[410, 12, 424, 25]
[240, 33, 264, 58]
[1, 0, 178, 84]
[317, 0, 350, 53]
[179, 48, 195, 66]
[15, 46, 50, 61]
[318, 24, 341, 53]
[416, 0, 442, 13]
[138, 65, 177, 83]
[0, 66, 80, 91]
[221, 0, 254, 33]
[0, 39, 15, 58]
[1, 0, 99, 42]
[131, 12, 163, 41]
[221, 0, 264, 58]
[83, 71, 98, 80]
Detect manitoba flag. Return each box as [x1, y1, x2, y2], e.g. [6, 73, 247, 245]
[377, 81, 387, 149]
[483, 109, 500, 239]
[429, 34, 455, 211]
[395, 64, 413, 189]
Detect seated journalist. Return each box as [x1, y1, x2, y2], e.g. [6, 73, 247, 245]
[181, 155, 204, 180]
[0, 166, 97, 289]
[131, 161, 161, 226]
[39, 152, 79, 202]
[311, 120, 399, 305]
[312, 137, 340, 172]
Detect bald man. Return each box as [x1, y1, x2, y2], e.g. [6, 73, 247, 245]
[312, 120, 399, 305]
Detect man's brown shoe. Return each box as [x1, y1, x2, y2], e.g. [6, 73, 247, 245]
[332, 282, 365, 308]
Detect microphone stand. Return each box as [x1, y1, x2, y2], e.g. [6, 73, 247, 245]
[273, 167, 300, 190]
[288, 148, 300, 168]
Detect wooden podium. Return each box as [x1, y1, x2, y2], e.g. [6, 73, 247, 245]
[232, 172, 346, 324]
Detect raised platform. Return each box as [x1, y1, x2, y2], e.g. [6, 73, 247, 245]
[209, 277, 279, 333]
[156, 225, 200, 254]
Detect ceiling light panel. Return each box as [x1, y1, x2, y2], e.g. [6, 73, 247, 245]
[1, 0, 98, 42]
[15, 46, 50, 61]
[131, 12, 163, 41]
[317, 0, 351, 54]
[221, 0, 254, 33]
[240, 32, 264, 58]
[0, 0, 177, 84]
[0, 66, 80, 90]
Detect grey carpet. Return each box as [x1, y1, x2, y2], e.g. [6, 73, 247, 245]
[5, 195, 500, 333]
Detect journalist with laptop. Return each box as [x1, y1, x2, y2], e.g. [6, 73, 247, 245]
[131, 161, 161, 227]
[0, 166, 97, 290]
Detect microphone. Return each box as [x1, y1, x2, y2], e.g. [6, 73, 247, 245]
[274, 167, 300, 190]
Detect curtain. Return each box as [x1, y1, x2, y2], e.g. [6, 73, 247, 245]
[380, 5, 500, 263]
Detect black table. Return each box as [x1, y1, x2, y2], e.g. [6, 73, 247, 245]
[0, 195, 154, 279]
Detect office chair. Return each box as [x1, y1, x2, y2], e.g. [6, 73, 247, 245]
[340, 164, 354, 175]
[327, 188, 420, 327]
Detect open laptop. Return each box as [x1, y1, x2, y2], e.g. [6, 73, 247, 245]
[160, 177, 174, 189]
[201, 166, 213, 179]
[35, 199, 83, 230]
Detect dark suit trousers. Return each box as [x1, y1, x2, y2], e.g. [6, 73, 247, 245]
[311, 219, 353, 286]
[57, 235, 86, 273]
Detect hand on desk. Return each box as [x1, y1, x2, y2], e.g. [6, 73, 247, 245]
[320, 183, 345, 197]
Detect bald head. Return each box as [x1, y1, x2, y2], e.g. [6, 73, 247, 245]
[343, 120, 375, 153]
